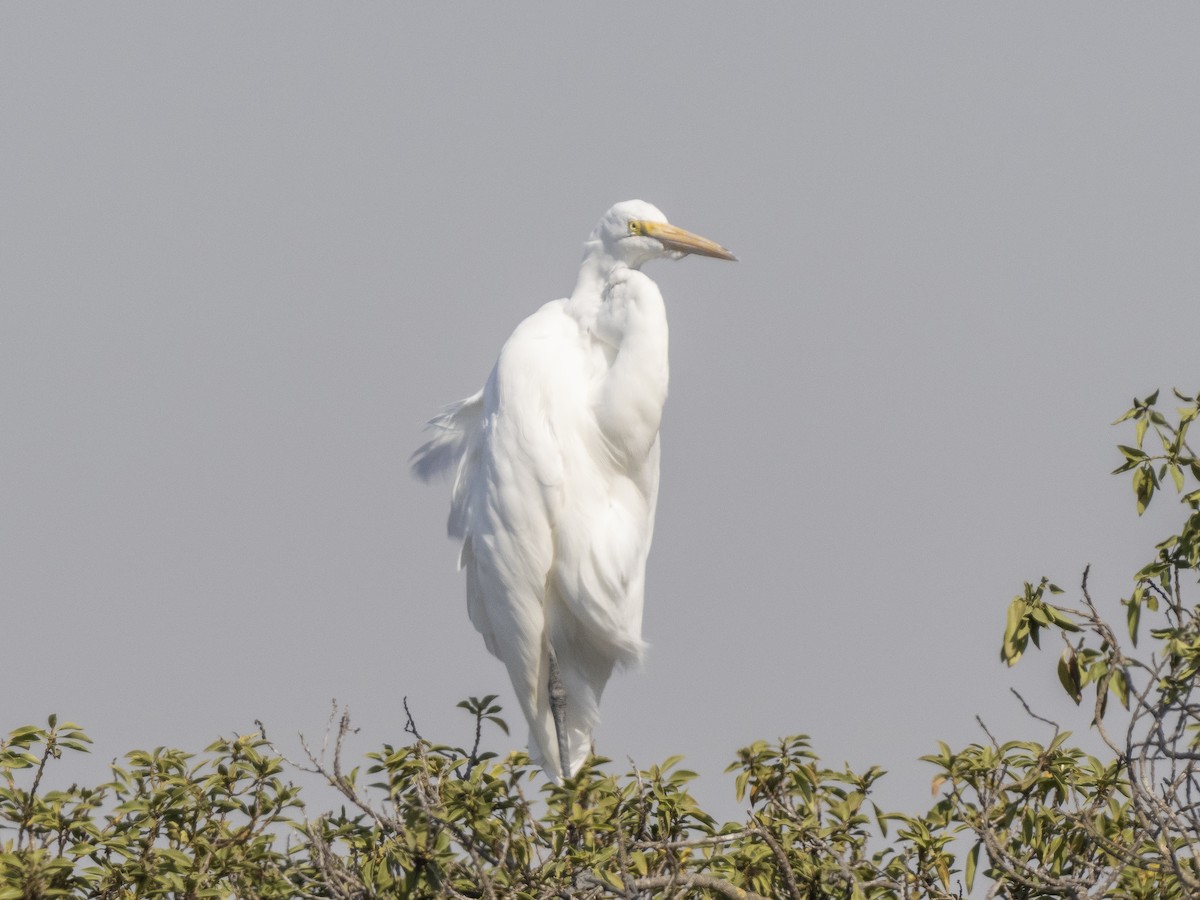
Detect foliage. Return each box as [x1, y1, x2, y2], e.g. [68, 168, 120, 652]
[974, 388, 1200, 897]
[0, 720, 301, 898]
[3, 390, 1198, 898]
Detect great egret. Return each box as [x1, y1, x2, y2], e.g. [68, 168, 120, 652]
[413, 200, 735, 779]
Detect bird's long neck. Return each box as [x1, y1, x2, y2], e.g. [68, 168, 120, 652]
[565, 243, 621, 320]
[565, 244, 669, 470]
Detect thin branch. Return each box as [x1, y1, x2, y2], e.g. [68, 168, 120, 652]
[755, 825, 803, 900]
[1009, 689, 1061, 739]
[403, 696, 424, 742]
[583, 872, 771, 900]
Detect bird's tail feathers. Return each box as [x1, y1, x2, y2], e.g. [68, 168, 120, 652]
[410, 390, 484, 482]
[411, 390, 485, 538]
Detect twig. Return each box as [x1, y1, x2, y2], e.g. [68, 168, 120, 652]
[404, 696, 424, 742]
[1009, 689, 1061, 739]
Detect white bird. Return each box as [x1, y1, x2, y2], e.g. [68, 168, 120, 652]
[413, 200, 735, 779]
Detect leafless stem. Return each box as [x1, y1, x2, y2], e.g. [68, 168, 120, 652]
[1009, 689, 1061, 739]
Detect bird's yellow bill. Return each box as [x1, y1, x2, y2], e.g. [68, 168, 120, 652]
[637, 221, 737, 261]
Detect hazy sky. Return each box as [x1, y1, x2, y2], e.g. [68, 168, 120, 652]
[3, 5, 1198, 825]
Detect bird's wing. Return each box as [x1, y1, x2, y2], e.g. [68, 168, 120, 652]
[466, 300, 572, 633]
[449, 302, 576, 773]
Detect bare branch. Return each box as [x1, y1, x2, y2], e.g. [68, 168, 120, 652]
[1010, 688, 1061, 739]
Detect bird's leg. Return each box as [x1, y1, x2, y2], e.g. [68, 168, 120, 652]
[546, 644, 570, 779]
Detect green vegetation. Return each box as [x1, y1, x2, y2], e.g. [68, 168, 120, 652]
[3, 391, 1197, 898]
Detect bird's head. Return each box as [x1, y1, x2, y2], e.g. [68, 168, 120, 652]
[587, 200, 737, 269]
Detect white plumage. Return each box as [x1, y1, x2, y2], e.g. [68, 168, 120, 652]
[413, 201, 735, 779]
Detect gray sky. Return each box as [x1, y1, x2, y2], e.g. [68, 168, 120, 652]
[3, 4, 1198, 826]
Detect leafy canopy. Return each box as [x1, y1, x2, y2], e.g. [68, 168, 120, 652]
[4, 390, 1198, 898]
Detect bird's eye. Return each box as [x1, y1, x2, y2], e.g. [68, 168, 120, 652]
[628, 220, 642, 236]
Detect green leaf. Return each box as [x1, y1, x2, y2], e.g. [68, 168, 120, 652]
[1111, 668, 1131, 710]
[1045, 605, 1080, 632]
[1002, 598, 1027, 666]
[1057, 647, 1082, 704]
[1126, 596, 1141, 646]
[1171, 464, 1185, 492]
[1133, 465, 1155, 515]
[966, 840, 981, 893]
